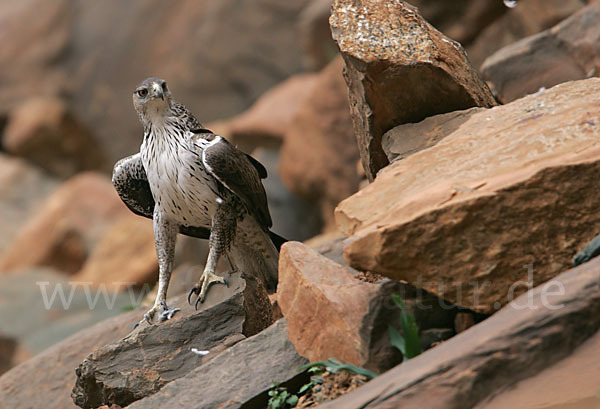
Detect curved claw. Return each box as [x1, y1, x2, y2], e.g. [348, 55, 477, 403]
[188, 287, 198, 305]
[133, 321, 140, 330]
[195, 294, 202, 311]
[224, 278, 229, 288]
[144, 313, 153, 326]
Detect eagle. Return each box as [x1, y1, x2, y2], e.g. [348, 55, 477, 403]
[112, 77, 284, 326]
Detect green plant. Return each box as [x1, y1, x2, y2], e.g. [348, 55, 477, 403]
[388, 294, 421, 361]
[267, 383, 298, 409]
[298, 357, 378, 380]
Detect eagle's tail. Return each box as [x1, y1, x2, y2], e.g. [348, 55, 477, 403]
[231, 218, 280, 293]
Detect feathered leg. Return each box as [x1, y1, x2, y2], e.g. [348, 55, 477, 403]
[135, 208, 180, 327]
[187, 200, 235, 308]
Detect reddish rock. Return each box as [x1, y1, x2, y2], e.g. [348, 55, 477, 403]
[72, 218, 157, 291]
[330, 0, 497, 180]
[0, 153, 58, 253]
[3, 97, 108, 178]
[226, 73, 318, 152]
[0, 172, 134, 275]
[277, 241, 456, 372]
[336, 78, 600, 313]
[279, 56, 360, 231]
[467, 0, 589, 69]
[317, 257, 600, 409]
[481, 2, 600, 103]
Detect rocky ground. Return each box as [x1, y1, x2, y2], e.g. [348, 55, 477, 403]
[1, 0, 600, 408]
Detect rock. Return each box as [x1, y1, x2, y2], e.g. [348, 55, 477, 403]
[0, 153, 58, 253]
[252, 147, 323, 241]
[126, 319, 308, 409]
[277, 241, 456, 373]
[382, 107, 484, 163]
[72, 272, 272, 408]
[335, 78, 600, 314]
[317, 257, 600, 409]
[0, 172, 135, 275]
[330, 0, 497, 181]
[2, 97, 108, 178]
[454, 312, 476, 334]
[409, 0, 508, 47]
[0, 306, 146, 409]
[0, 0, 311, 162]
[0, 268, 140, 355]
[226, 73, 318, 152]
[72, 218, 157, 291]
[279, 56, 360, 231]
[481, 2, 600, 103]
[467, 0, 589, 69]
[299, 0, 339, 71]
[0, 334, 30, 376]
[419, 328, 454, 351]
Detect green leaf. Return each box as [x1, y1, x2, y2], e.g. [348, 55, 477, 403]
[388, 324, 405, 354]
[390, 294, 422, 361]
[286, 394, 299, 406]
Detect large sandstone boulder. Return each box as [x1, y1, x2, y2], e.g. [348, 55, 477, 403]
[0, 153, 58, 253]
[0, 172, 133, 275]
[2, 97, 108, 178]
[330, 0, 497, 181]
[318, 257, 600, 409]
[126, 319, 307, 409]
[279, 56, 360, 231]
[72, 272, 272, 408]
[336, 78, 600, 314]
[278, 241, 456, 373]
[467, 0, 589, 69]
[0, 0, 311, 162]
[481, 2, 600, 103]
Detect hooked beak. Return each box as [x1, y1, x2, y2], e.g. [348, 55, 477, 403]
[152, 83, 164, 100]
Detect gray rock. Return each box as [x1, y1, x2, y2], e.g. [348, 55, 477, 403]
[71, 272, 272, 408]
[127, 319, 308, 409]
[317, 256, 600, 409]
[0, 307, 146, 409]
[0, 268, 138, 355]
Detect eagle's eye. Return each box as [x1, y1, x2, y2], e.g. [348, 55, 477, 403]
[137, 88, 148, 98]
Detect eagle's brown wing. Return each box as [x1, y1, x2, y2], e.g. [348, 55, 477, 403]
[196, 133, 273, 229]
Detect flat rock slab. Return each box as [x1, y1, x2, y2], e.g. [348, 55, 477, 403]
[330, 0, 496, 180]
[72, 272, 272, 409]
[481, 2, 600, 103]
[336, 78, 600, 313]
[318, 256, 600, 409]
[278, 241, 456, 373]
[127, 319, 307, 409]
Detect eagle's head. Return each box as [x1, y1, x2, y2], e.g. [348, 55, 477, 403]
[133, 77, 173, 123]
